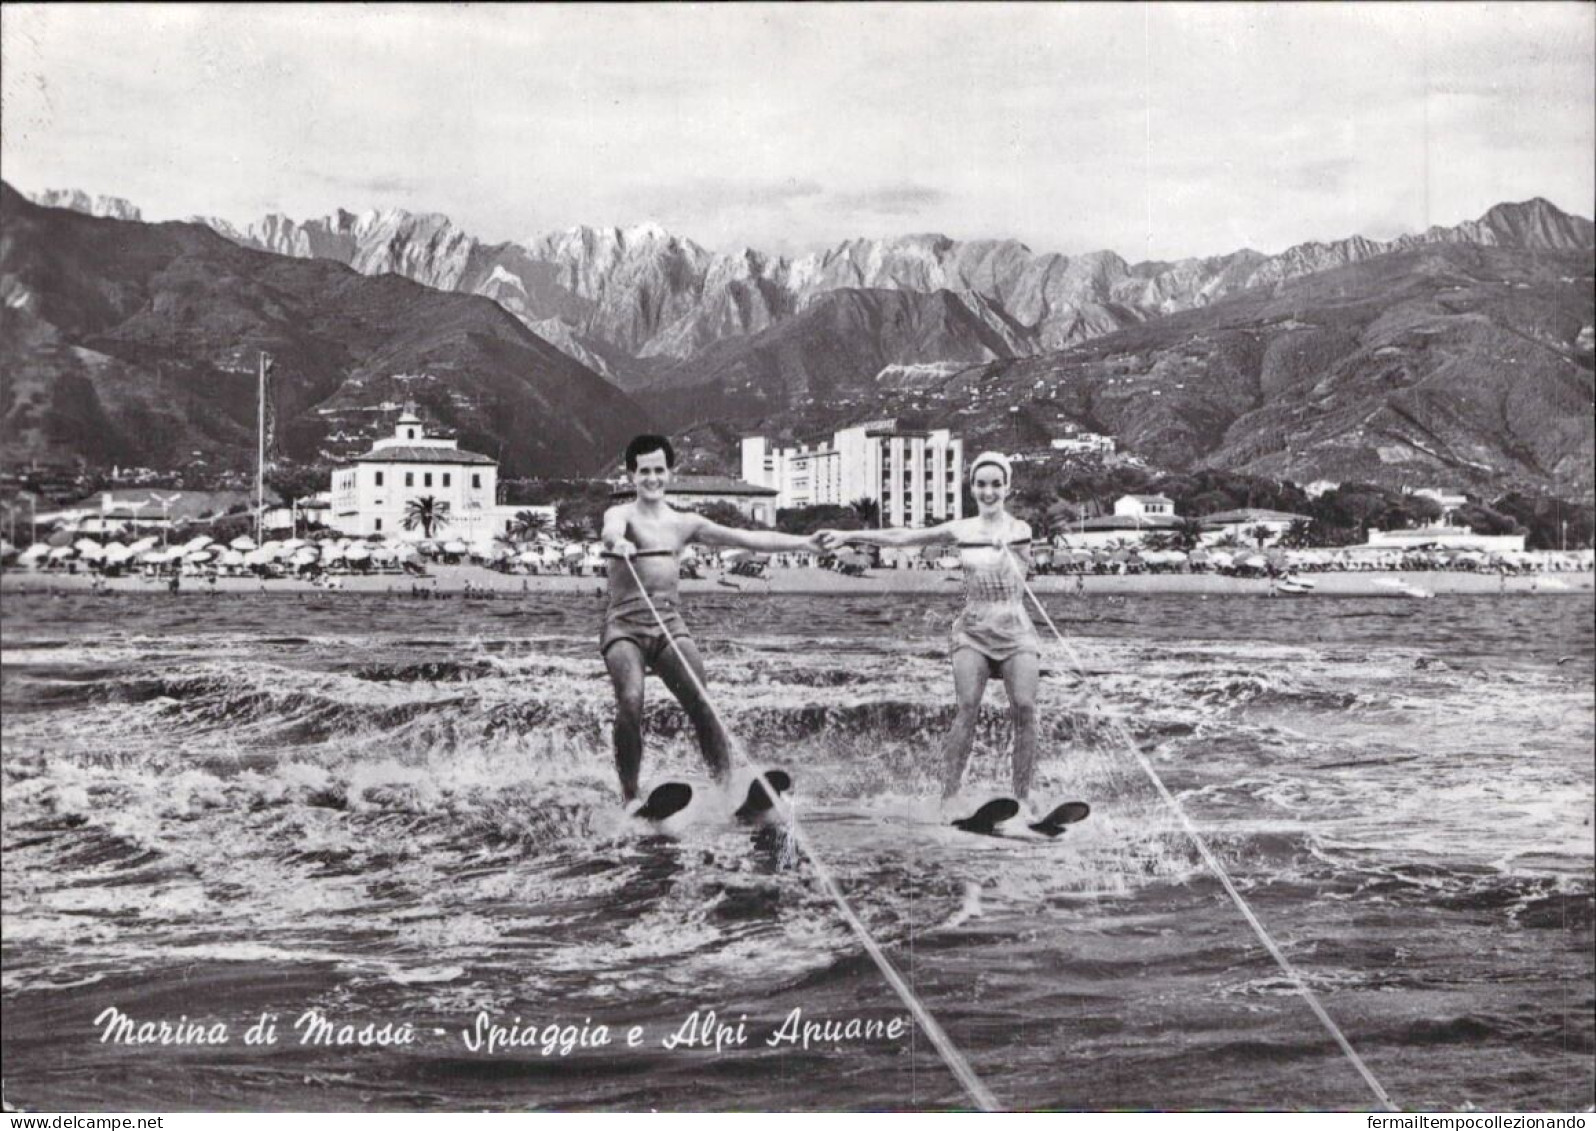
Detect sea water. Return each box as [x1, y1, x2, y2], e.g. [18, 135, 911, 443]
[2, 590, 1591, 1111]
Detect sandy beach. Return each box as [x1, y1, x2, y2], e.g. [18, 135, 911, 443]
[3, 563, 1591, 598]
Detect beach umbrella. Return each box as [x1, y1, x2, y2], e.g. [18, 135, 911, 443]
[184, 550, 213, 564]
[517, 548, 544, 564]
[392, 542, 418, 560]
[181, 535, 213, 553]
[19, 543, 50, 563]
[74, 537, 103, 554]
[562, 543, 586, 560]
[322, 544, 346, 561]
[230, 535, 258, 551]
[413, 540, 439, 556]
[127, 536, 159, 554]
[1242, 554, 1269, 569]
[102, 543, 133, 562]
[369, 546, 397, 563]
[219, 549, 246, 566]
[281, 538, 308, 551]
[443, 539, 469, 555]
[292, 549, 319, 566]
[46, 529, 74, 548]
[244, 549, 272, 566]
[344, 545, 371, 562]
[48, 546, 75, 560]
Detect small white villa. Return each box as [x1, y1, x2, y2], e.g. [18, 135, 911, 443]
[328, 409, 544, 541]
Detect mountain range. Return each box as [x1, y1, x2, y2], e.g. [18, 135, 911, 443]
[163, 194, 1592, 385]
[10, 183, 1594, 499]
[0, 182, 645, 477]
[883, 241, 1594, 498]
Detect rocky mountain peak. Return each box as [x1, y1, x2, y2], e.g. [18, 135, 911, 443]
[24, 187, 142, 221]
[1475, 197, 1594, 251]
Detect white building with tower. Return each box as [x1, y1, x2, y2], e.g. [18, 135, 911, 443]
[742, 418, 964, 528]
[328, 409, 537, 541]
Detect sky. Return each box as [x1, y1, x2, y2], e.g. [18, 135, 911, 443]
[2, 3, 1592, 261]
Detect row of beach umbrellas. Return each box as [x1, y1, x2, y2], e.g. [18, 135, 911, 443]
[10, 533, 614, 570]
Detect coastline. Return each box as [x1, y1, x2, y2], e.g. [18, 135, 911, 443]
[3, 564, 1591, 598]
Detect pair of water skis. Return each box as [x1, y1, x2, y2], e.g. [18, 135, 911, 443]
[634, 774, 1089, 840]
[632, 770, 792, 824]
[951, 797, 1091, 839]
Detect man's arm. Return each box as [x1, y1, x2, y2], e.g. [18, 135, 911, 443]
[688, 514, 819, 554]
[822, 521, 960, 550]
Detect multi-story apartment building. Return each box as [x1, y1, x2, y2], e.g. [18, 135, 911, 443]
[742, 418, 964, 528]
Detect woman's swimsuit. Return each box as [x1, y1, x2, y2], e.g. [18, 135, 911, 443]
[599, 548, 692, 667]
[950, 538, 1040, 669]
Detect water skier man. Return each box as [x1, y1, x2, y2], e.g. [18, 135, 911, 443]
[817, 452, 1042, 806]
[601, 435, 825, 806]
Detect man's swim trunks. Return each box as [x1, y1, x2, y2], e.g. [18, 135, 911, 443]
[600, 594, 693, 668]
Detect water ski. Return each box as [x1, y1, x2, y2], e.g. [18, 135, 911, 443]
[734, 770, 793, 821]
[951, 797, 1021, 837]
[1028, 800, 1090, 838]
[634, 781, 693, 823]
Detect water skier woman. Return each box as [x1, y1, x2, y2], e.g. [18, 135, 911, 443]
[820, 451, 1041, 804]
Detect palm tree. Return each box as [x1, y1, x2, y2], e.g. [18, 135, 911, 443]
[850, 497, 881, 528]
[1215, 530, 1243, 549]
[402, 495, 451, 539]
[1247, 523, 1274, 549]
[1280, 518, 1315, 549]
[1172, 517, 1207, 552]
[1141, 531, 1178, 552]
[509, 509, 552, 542]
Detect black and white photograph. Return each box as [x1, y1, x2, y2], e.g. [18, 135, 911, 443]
[1, 2, 1592, 1115]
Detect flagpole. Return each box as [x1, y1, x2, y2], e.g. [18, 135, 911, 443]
[257, 351, 266, 543]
